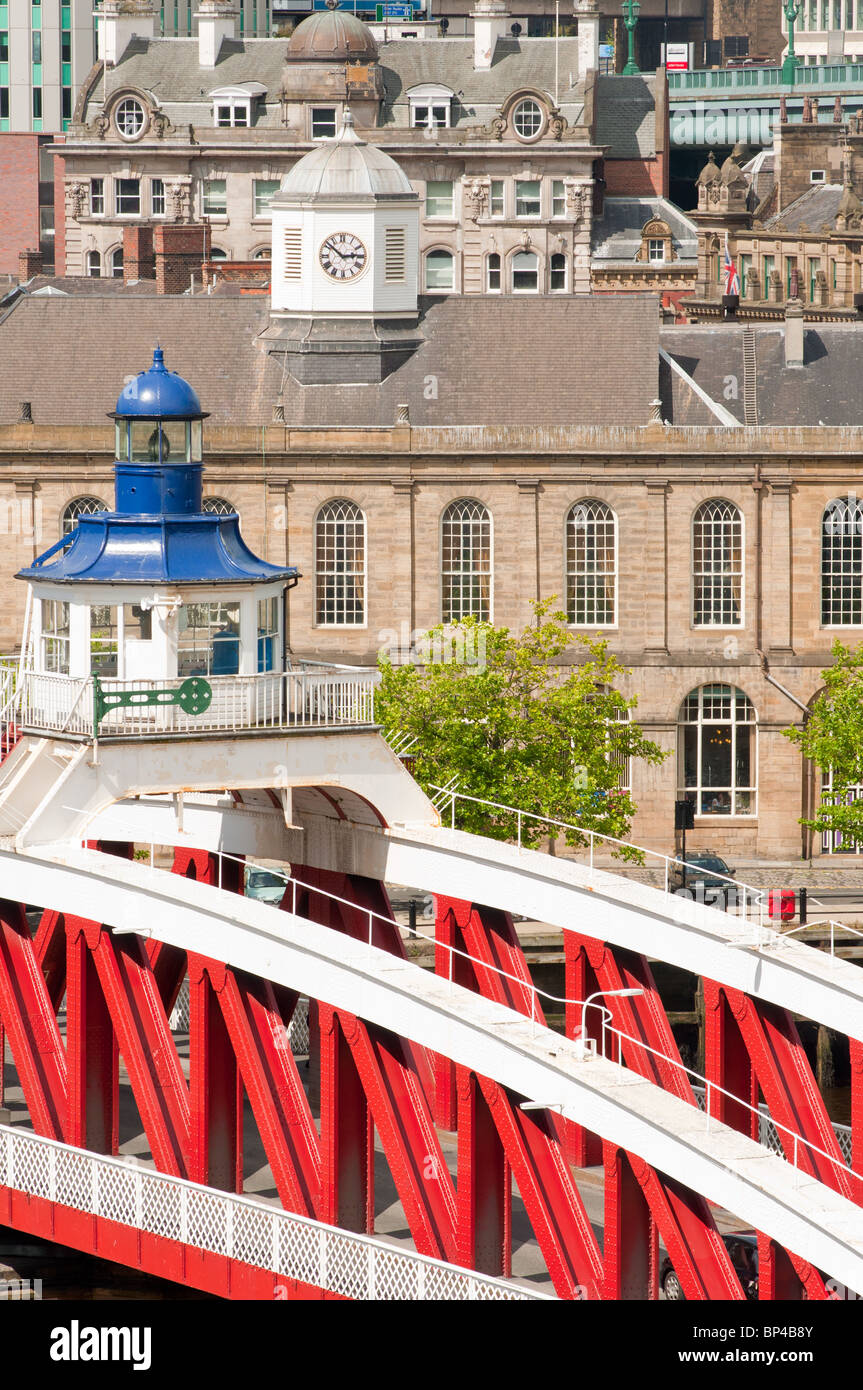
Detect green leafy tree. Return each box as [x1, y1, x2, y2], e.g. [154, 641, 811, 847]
[376, 599, 667, 858]
[785, 638, 863, 843]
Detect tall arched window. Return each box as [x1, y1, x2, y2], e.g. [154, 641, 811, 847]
[110, 247, 124, 278]
[86, 250, 101, 278]
[62, 496, 108, 536]
[441, 499, 491, 622]
[550, 252, 567, 292]
[822, 494, 863, 626]
[692, 499, 743, 626]
[566, 500, 616, 627]
[425, 249, 454, 291]
[679, 684, 756, 816]
[315, 499, 365, 626]
[202, 497, 236, 516]
[511, 250, 538, 293]
[486, 252, 501, 292]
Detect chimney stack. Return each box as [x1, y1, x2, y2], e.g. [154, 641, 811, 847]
[784, 298, 804, 368]
[97, 1, 156, 67]
[471, 0, 510, 70]
[153, 223, 211, 295]
[196, 0, 239, 68]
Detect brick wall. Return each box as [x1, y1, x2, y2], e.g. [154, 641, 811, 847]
[153, 224, 211, 295]
[53, 138, 66, 278]
[0, 135, 41, 277]
[124, 225, 155, 283]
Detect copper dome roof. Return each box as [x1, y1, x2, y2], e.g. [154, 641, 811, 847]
[286, 3, 379, 63]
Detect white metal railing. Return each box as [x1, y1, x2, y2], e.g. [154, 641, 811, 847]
[125, 845, 862, 1193]
[692, 1087, 854, 1166]
[0, 1125, 542, 1301]
[169, 984, 310, 1053]
[429, 785, 773, 931]
[17, 668, 377, 738]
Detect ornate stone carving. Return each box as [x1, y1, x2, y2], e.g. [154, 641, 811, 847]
[93, 112, 110, 139]
[548, 111, 567, 140]
[65, 181, 88, 219]
[151, 109, 171, 139]
[168, 180, 191, 222]
[465, 179, 488, 222]
[566, 182, 584, 220]
[489, 114, 506, 141]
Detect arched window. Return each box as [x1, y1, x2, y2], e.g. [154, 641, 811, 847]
[425, 249, 454, 291]
[441, 499, 492, 622]
[210, 247, 227, 260]
[62, 496, 108, 536]
[253, 247, 271, 260]
[315, 499, 366, 626]
[512, 250, 538, 293]
[550, 253, 567, 292]
[679, 684, 756, 816]
[110, 247, 124, 279]
[566, 500, 616, 627]
[486, 252, 501, 293]
[86, 250, 101, 278]
[692, 499, 743, 626]
[822, 494, 863, 626]
[202, 497, 236, 516]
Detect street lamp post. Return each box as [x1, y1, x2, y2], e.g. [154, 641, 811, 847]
[579, 987, 644, 1058]
[782, 0, 800, 84]
[621, 0, 641, 75]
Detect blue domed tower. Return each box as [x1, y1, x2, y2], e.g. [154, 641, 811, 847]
[17, 349, 299, 734]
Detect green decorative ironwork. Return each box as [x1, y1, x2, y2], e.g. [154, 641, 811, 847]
[93, 675, 212, 737]
[622, 0, 641, 76]
[782, 0, 800, 84]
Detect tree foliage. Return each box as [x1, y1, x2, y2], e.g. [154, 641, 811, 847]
[785, 639, 863, 844]
[376, 599, 667, 858]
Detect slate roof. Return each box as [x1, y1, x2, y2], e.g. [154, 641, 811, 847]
[594, 75, 657, 159]
[591, 196, 697, 266]
[660, 321, 863, 426]
[762, 182, 844, 233]
[0, 292, 660, 430]
[93, 35, 585, 133]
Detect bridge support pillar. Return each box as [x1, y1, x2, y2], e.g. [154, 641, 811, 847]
[319, 1004, 374, 1234]
[564, 935, 602, 1167]
[603, 1141, 657, 1299]
[433, 898, 473, 1131]
[703, 980, 758, 1138]
[189, 956, 242, 1193]
[456, 1066, 510, 1277]
[66, 919, 118, 1155]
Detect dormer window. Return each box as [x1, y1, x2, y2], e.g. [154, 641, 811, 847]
[311, 107, 338, 139]
[114, 97, 147, 140]
[209, 83, 266, 130]
[407, 84, 453, 130]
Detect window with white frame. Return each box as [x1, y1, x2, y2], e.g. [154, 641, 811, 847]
[425, 248, 454, 290]
[114, 97, 146, 139]
[441, 499, 492, 622]
[62, 496, 108, 536]
[486, 252, 501, 292]
[511, 250, 538, 292]
[552, 179, 566, 217]
[210, 84, 264, 128]
[512, 98, 544, 140]
[111, 247, 124, 278]
[90, 604, 119, 677]
[257, 595, 279, 672]
[90, 178, 104, 215]
[202, 178, 227, 216]
[253, 179, 280, 218]
[86, 250, 101, 278]
[489, 179, 504, 216]
[408, 85, 453, 130]
[315, 499, 366, 626]
[550, 252, 567, 291]
[215, 101, 249, 127]
[822, 495, 863, 625]
[151, 178, 165, 216]
[648, 238, 665, 263]
[114, 178, 140, 215]
[202, 497, 236, 516]
[425, 180, 454, 217]
[515, 179, 541, 217]
[178, 602, 240, 676]
[41, 600, 70, 675]
[692, 499, 743, 627]
[311, 106, 337, 138]
[566, 500, 616, 626]
[679, 684, 756, 816]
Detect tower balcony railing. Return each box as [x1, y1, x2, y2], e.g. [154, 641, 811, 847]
[15, 666, 378, 740]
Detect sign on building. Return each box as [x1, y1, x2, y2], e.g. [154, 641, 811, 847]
[665, 42, 690, 71]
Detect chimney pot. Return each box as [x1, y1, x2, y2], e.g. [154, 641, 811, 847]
[784, 298, 805, 368]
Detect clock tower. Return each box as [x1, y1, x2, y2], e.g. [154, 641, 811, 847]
[267, 108, 422, 384]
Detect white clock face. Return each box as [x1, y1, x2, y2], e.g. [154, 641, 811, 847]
[319, 232, 368, 281]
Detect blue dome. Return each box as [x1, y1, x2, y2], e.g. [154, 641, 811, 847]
[114, 346, 204, 419]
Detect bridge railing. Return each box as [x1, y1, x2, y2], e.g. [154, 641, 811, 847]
[16, 668, 377, 739]
[429, 785, 772, 931]
[126, 844, 861, 1193]
[668, 61, 863, 94]
[0, 1124, 544, 1301]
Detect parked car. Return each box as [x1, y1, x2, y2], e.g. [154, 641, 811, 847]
[661, 1231, 759, 1300]
[244, 865, 288, 906]
[669, 852, 736, 908]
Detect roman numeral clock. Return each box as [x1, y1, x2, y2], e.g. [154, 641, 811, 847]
[319, 232, 368, 281]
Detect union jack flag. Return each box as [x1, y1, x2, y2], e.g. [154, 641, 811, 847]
[723, 234, 740, 296]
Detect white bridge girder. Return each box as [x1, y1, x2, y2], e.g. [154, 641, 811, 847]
[4, 842, 863, 1297]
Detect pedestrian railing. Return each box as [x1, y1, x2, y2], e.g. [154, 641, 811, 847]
[668, 62, 863, 95]
[16, 668, 377, 739]
[0, 1124, 544, 1301]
